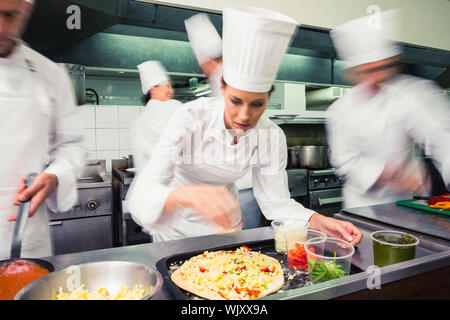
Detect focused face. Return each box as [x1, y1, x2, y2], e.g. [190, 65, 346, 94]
[0, 0, 32, 57]
[150, 81, 174, 101]
[221, 81, 269, 134]
[344, 55, 402, 93]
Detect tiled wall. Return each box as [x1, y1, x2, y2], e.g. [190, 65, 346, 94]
[79, 105, 143, 173]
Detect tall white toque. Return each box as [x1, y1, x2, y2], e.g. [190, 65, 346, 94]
[185, 13, 222, 65]
[330, 9, 402, 69]
[137, 61, 169, 94]
[222, 6, 299, 93]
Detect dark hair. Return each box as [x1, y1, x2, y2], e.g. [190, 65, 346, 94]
[141, 91, 151, 104]
[221, 77, 275, 96]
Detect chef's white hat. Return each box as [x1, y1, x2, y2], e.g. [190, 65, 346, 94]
[185, 13, 222, 65]
[222, 6, 298, 93]
[331, 9, 402, 68]
[137, 61, 170, 94]
[25, 0, 35, 4]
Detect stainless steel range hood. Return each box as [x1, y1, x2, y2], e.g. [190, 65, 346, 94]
[69, 65, 210, 104]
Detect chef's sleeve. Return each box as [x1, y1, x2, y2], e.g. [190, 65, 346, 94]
[252, 127, 315, 224]
[325, 102, 386, 193]
[44, 65, 87, 213]
[126, 106, 194, 231]
[405, 80, 450, 188]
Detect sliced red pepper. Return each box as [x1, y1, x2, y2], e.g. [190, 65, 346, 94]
[235, 266, 246, 271]
[234, 287, 241, 294]
[260, 266, 274, 273]
[199, 267, 208, 273]
[243, 288, 260, 299]
[241, 245, 252, 252]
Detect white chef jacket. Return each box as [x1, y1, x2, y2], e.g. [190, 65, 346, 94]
[126, 97, 315, 241]
[0, 44, 86, 259]
[326, 74, 450, 209]
[132, 99, 182, 171]
[207, 64, 223, 98]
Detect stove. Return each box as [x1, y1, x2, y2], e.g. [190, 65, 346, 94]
[112, 159, 152, 247]
[307, 168, 344, 217]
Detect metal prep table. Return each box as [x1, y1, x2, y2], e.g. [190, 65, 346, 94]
[36, 204, 450, 299]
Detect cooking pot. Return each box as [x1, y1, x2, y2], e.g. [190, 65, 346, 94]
[287, 146, 301, 168]
[289, 146, 330, 169]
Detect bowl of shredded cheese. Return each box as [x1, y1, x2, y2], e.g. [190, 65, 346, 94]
[14, 261, 163, 300]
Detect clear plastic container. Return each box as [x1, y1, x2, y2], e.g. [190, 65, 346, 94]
[271, 219, 309, 254]
[371, 230, 419, 267]
[285, 229, 327, 271]
[305, 237, 355, 284]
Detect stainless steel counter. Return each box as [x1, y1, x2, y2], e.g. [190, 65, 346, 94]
[340, 202, 450, 241]
[38, 209, 450, 299]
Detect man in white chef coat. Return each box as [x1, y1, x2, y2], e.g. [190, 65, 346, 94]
[132, 61, 182, 171]
[326, 10, 450, 209]
[185, 12, 263, 229]
[0, 0, 86, 259]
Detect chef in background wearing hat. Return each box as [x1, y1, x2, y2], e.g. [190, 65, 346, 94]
[132, 61, 182, 171]
[184, 13, 223, 97]
[185, 13, 263, 230]
[0, 0, 86, 259]
[326, 9, 450, 209]
[127, 6, 362, 244]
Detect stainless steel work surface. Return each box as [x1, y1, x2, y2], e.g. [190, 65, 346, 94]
[37, 222, 449, 300]
[341, 202, 450, 241]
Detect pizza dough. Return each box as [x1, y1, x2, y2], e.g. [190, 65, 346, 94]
[171, 246, 284, 300]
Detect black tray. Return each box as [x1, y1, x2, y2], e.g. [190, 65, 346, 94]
[155, 239, 312, 300]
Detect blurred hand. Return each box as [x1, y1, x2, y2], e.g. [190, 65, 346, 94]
[378, 159, 430, 195]
[8, 173, 58, 221]
[309, 213, 363, 246]
[172, 185, 243, 231]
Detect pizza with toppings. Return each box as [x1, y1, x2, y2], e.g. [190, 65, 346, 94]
[170, 245, 284, 300]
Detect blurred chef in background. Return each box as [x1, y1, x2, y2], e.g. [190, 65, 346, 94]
[132, 61, 182, 170]
[0, 0, 86, 258]
[185, 13, 223, 97]
[326, 9, 450, 209]
[127, 6, 362, 245]
[185, 12, 263, 230]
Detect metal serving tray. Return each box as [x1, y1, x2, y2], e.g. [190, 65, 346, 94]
[155, 239, 363, 300]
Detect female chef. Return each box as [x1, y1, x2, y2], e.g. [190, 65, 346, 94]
[127, 6, 362, 245]
[132, 61, 182, 170]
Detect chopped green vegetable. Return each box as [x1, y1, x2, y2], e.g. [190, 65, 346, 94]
[309, 252, 347, 283]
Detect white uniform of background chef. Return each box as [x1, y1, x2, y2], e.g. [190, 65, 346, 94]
[185, 13, 262, 229]
[127, 6, 362, 245]
[326, 9, 450, 209]
[0, 0, 86, 259]
[132, 61, 182, 171]
[184, 13, 223, 98]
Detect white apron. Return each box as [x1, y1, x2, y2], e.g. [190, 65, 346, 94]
[0, 48, 52, 259]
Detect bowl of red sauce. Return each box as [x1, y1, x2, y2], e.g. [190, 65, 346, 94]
[0, 259, 54, 300]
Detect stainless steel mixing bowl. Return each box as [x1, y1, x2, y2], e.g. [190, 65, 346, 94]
[14, 261, 163, 300]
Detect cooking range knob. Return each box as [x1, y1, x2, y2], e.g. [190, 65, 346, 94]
[87, 200, 98, 210]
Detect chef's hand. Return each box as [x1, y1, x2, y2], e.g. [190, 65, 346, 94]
[309, 213, 362, 246]
[387, 176, 427, 195]
[8, 173, 58, 221]
[168, 185, 243, 230]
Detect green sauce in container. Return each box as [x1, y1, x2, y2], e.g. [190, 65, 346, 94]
[370, 230, 419, 267]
